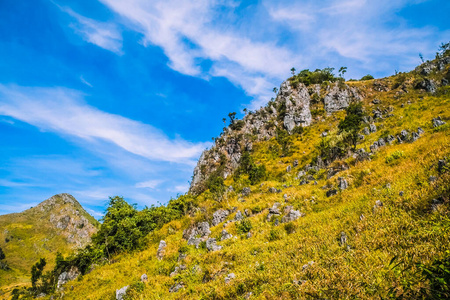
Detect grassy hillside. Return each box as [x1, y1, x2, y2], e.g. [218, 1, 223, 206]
[6, 51, 450, 299]
[0, 194, 99, 297]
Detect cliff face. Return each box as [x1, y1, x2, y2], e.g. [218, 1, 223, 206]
[190, 80, 361, 194]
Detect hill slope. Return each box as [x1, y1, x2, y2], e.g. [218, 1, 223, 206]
[7, 50, 450, 299]
[0, 194, 98, 294]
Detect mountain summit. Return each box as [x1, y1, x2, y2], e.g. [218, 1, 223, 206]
[0, 193, 98, 291]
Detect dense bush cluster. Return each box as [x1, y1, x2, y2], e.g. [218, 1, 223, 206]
[233, 151, 267, 185]
[289, 68, 341, 88]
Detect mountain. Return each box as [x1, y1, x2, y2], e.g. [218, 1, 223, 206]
[5, 49, 450, 299]
[0, 194, 98, 294]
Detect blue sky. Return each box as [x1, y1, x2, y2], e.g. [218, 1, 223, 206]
[0, 0, 449, 218]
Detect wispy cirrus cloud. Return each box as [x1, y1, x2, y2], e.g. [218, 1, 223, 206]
[98, 0, 297, 110]
[0, 84, 209, 164]
[61, 7, 123, 55]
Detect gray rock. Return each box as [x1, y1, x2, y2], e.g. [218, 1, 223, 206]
[293, 159, 299, 167]
[281, 210, 304, 223]
[227, 186, 234, 192]
[302, 261, 314, 271]
[140, 274, 148, 283]
[321, 131, 328, 137]
[369, 123, 377, 133]
[206, 238, 222, 251]
[267, 203, 281, 221]
[340, 232, 348, 246]
[269, 187, 277, 193]
[183, 222, 211, 241]
[116, 286, 129, 300]
[286, 165, 292, 172]
[386, 135, 395, 144]
[399, 191, 404, 196]
[279, 81, 312, 132]
[417, 127, 425, 135]
[433, 116, 446, 127]
[373, 109, 383, 119]
[242, 187, 251, 196]
[178, 253, 187, 261]
[234, 210, 244, 221]
[438, 160, 448, 173]
[156, 240, 166, 260]
[244, 292, 253, 299]
[169, 282, 184, 293]
[373, 200, 383, 213]
[372, 98, 381, 104]
[338, 177, 348, 190]
[246, 231, 252, 239]
[416, 78, 437, 93]
[412, 132, 420, 142]
[187, 237, 200, 248]
[431, 198, 444, 212]
[324, 83, 360, 114]
[378, 138, 386, 147]
[429, 176, 437, 183]
[363, 127, 370, 135]
[221, 230, 233, 241]
[396, 135, 403, 144]
[170, 265, 187, 277]
[359, 214, 365, 221]
[400, 130, 409, 140]
[326, 189, 337, 197]
[57, 266, 80, 289]
[212, 209, 230, 226]
[224, 273, 236, 284]
[297, 170, 306, 178]
[370, 142, 379, 152]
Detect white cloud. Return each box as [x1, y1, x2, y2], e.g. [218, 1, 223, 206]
[171, 184, 190, 193]
[80, 75, 93, 87]
[61, 7, 123, 55]
[99, 0, 296, 105]
[0, 84, 209, 164]
[135, 179, 164, 189]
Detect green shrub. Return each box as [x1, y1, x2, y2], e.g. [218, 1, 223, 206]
[268, 228, 283, 241]
[251, 206, 262, 214]
[234, 151, 267, 185]
[236, 219, 252, 234]
[289, 68, 339, 87]
[385, 151, 405, 164]
[338, 102, 365, 149]
[360, 74, 374, 81]
[284, 223, 297, 234]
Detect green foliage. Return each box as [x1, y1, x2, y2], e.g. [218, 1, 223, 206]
[207, 175, 226, 198]
[268, 228, 283, 241]
[437, 41, 450, 58]
[360, 74, 374, 81]
[251, 206, 262, 214]
[0, 246, 5, 260]
[392, 72, 408, 89]
[338, 102, 365, 149]
[236, 219, 252, 234]
[284, 222, 297, 234]
[234, 151, 267, 185]
[230, 119, 245, 131]
[31, 258, 46, 289]
[385, 151, 405, 164]
[419, 250, 450, 298]
[289, 68, 339, 88]
[276, 128, 293, 157]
